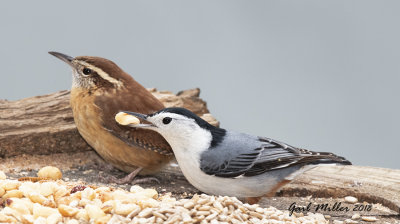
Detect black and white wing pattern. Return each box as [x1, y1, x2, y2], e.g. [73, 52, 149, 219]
[200, 132, 351, 178]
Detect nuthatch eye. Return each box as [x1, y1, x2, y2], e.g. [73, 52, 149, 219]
[120, 107, 351, 201]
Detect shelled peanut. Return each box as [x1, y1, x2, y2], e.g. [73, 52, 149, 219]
[0, 174, 328, 224]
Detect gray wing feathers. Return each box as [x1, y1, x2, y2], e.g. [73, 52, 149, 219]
[200, 133, 351, 178]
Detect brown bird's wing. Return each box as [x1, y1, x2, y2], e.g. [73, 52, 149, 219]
[94, 79, 173, 156]
[105, 126, 173, 156]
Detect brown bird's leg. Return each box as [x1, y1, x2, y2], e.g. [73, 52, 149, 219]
[245, 179, 292, 204]
[106, 167, 142, 184]
[104, 167, 160, 185]
[93, 156, 160, 184]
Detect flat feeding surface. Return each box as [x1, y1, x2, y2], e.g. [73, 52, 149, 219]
[1, 151, 399, 223]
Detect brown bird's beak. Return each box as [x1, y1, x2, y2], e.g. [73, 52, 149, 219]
[48, 51, 74, 67]
[121, 111, 156, 128]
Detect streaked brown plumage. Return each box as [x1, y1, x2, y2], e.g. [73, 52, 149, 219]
[49, 52, 173, 180]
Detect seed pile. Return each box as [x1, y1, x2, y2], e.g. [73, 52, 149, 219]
[0, 176, 330, 224]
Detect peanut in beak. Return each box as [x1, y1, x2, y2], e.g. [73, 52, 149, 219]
[115, 112, 141, 126]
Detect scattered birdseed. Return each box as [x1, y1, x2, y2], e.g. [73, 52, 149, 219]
[0, 176, 330, 223]
[352, 213, 361, 220]
[37, 166, 62, 180]
[362, 216, 378, 222]
[344, 196, 358, 204]
[345, 218, 359, 224]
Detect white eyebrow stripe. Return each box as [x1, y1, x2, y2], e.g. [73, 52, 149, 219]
[79, 61, 123, 88]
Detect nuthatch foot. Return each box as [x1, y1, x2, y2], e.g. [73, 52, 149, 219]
[118, 107, 351, 201]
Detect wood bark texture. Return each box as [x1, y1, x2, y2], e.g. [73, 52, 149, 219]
[1, 90, 399, 215]
[0, 88, 218, 158]
[279, 165, 400, 213]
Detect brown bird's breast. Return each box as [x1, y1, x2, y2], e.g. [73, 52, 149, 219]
[70, 87, 172, 174]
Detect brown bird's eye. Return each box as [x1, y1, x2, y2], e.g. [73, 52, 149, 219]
[82, 68, 92, 75]
[162, 117, 172, 124]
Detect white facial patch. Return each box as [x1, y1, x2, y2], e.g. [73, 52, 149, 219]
[149, 112, 213, 156]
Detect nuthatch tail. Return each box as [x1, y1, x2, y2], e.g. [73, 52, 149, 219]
[119, 107, 351, 199]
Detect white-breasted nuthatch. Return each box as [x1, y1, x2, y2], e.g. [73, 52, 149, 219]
[119, 108, 351, 199]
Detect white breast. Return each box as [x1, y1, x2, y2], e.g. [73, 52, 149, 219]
[172, 139, 304, 197]
[160, 119, 311, 197]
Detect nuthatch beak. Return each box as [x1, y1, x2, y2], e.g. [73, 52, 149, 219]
[118, 107, 351, 200]
[121, 111, 156, 128]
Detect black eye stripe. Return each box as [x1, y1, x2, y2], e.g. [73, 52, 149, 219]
[162, 117, 172, 124]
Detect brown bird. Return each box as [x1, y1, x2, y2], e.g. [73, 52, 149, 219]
[49, 51, 173, 183]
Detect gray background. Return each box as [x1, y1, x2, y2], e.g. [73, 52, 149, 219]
[0, 1, 399, 169]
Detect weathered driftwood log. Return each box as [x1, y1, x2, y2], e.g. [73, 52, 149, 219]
[0, 88, 218, 158]
[278, 165, 400, 213]
[1, 90, 399, 214]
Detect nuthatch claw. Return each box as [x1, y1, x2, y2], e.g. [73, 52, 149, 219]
[121, 107, 351, 198]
